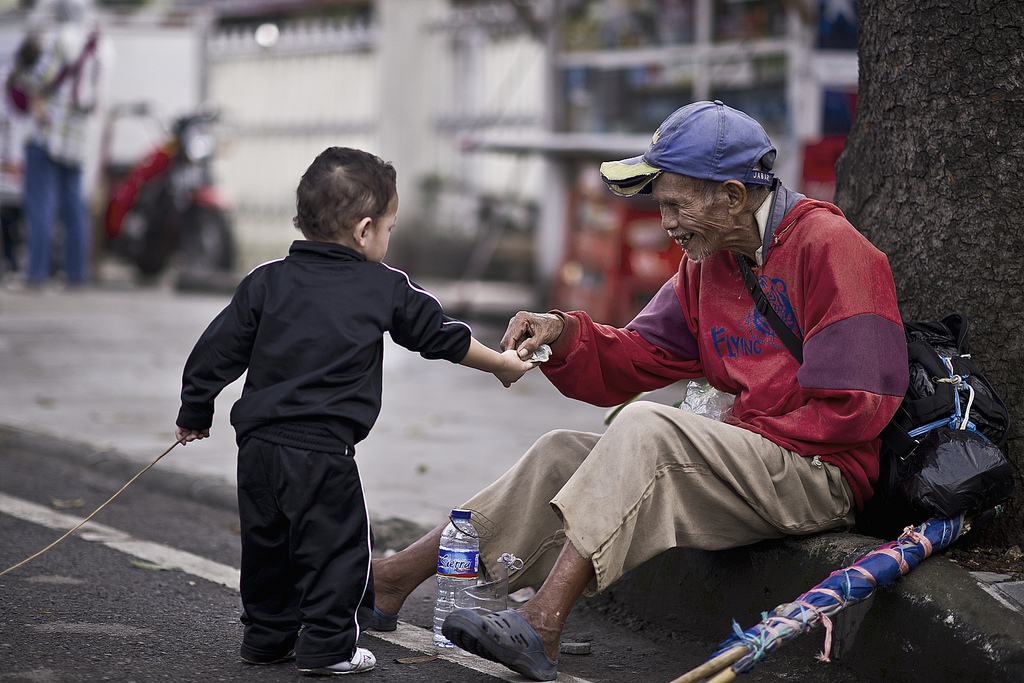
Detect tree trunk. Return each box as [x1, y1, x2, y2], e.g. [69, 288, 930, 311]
[834, 0, 1024, 546]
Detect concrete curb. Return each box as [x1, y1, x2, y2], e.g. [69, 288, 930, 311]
[597, 532, 1024, 682]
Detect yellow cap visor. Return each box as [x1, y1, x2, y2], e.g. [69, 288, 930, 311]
[599, 156, 662, 197]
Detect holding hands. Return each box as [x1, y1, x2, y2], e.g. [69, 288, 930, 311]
[501, 311, 565, 360]
[492, 348, 536, 387]
[480, 310, 565, 387]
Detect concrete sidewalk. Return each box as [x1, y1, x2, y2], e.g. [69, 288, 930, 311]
[0, 280, 612, 525]
[1, 281, 1023, 682]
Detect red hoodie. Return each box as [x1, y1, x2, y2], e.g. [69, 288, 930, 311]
[542, 194, 908, 511]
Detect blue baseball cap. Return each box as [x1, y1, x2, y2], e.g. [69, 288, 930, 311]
[600, 100, 777, 197]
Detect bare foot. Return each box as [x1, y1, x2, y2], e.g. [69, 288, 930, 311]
[372, 522, 446, 616]
[515, 604, 562, 662]
[372, 556, 413, 616]
[508, 540, 593, 662]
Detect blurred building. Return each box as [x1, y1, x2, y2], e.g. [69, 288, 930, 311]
[203, 0, 555, 283]
[454, 0, 859, 322]
[202, 0, 858, 296]
[0, 0, 858, 316]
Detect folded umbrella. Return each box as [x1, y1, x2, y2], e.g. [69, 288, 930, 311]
[670, 515, 970, 683]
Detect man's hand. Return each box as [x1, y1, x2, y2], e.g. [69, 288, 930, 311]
[175, 426, 210, 444]
[500, 311, 565, 360]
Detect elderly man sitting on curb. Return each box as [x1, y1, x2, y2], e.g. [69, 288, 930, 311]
[366, 101, 909, 681]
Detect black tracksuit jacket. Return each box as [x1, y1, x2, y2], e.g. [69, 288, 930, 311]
[177, 240, 473, 450]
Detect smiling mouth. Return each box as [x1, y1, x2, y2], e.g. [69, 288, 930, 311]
[670, 231, 694, 247]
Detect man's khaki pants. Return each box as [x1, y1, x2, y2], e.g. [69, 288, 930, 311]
[465, 401, 855, 594]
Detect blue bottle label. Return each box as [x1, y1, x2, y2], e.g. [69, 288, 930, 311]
[437, 547, 479, 578]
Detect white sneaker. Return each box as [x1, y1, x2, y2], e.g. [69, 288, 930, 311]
[299, 647, 376, 675]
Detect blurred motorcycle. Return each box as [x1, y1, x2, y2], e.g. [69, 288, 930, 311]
[101, 102, 235, 277]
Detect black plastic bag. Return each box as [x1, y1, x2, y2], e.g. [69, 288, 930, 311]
[901, 428, 1017, 519]
[857, 313, 1013, 539]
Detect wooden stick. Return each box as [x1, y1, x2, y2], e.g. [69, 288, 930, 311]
[668, 645, 747, 683]
[706, 668, 737, 683]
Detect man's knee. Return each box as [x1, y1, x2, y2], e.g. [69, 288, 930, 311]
[519, 429, 595, 476]
[533, 428, 588, 449]
[606, 400, 677, 436]
[600, 400, 715, 464]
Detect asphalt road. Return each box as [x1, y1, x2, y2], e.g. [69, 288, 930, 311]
[0, 431, 874, 683]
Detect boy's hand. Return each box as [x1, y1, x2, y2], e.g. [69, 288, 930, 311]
[493, 348, 537, 388]
[175, 426, 210, 444]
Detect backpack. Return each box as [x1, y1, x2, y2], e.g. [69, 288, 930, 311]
[5, 30, 99, 115]
[5, 35, 41, 113]
[882, 314, 1008, 450]
[856, 313, 1014, 538]
[735, 256, 1015, 538]
[5, 78, 31, 112]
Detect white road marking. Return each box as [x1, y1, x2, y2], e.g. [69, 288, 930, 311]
[0, 492, 596, 683]
[0, 492, 240, 589]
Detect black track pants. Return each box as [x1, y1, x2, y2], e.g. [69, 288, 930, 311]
[236, 437, 373, 669]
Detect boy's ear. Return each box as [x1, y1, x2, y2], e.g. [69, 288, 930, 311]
[353, 216, 373, 246]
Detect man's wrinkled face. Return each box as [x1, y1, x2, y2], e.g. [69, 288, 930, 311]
[651, 173, 731, 263]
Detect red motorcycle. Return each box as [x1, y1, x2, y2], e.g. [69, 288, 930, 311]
[100, 102, 234, 277]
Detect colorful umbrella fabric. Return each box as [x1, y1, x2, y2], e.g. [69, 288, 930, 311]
[670, 515, 969, 683]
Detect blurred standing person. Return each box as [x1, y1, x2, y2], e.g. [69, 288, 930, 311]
[19, 0, 102, 289]
[1, 35, 39, 276]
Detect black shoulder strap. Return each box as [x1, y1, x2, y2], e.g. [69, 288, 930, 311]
[734, 254, 803, 363]
[878, 408, 919, 459]
[45, 30, 99, 97]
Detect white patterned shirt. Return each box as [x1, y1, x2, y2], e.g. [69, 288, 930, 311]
[25, 23, 100, 168]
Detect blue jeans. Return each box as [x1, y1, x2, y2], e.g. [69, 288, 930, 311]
[23, 143, 90, 285]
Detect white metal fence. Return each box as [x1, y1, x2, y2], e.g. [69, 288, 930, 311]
[207, 17, 382, 269]
[205, 7, 547, 277]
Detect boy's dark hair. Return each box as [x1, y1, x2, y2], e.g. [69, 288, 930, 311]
[293, 147, 397, 241]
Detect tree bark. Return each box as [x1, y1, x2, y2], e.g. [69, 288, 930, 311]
[834, 0, 1024, 546]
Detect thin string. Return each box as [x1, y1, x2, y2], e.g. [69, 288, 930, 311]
[0, 436, 185, 577]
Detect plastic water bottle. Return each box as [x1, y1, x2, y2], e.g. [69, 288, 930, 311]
[433, 508, 479, 647]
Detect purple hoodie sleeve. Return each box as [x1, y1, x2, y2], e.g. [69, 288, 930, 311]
[626, 279, 699, 361]
[798, 313, 908, 396]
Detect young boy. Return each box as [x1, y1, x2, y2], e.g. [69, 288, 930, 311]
[174, 147, 534, 676]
